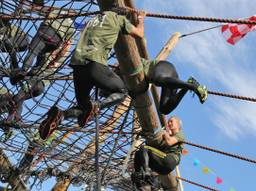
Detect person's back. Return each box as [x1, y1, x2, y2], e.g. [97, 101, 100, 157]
[71, 11, 133, 66]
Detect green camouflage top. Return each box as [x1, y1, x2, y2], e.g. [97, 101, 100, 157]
[127, 58, 158, 77]
[43, 10, 75, 40]
[70, 11, 134, 66]
[146, 127, 185, 163]
[141, 58, 158, 77]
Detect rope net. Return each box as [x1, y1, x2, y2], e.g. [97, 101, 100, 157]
[0, 0, 139, 190]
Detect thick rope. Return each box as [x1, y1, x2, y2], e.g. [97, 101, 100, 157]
[123, 7, 256, 25]
[177, 177, 220, 191]
[3, 6, 256, 26]
[0, 11, 100, 20]
[208, 90, 256, 103]
[184, 141, 256, 164]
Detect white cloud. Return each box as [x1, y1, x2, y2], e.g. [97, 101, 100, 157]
[138, 0, 256, 139]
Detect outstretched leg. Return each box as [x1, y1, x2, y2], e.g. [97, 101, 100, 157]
[148, 61, 197, 91]
[148, 61, 207, 113]
[39, 64, 93, 139]
[160, 88, 188, 114]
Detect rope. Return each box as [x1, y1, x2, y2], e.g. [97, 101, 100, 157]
[177, 177, 220, 191]
[94, 88, 101, 191]
[180, 25, 222, 38]
[100, 103, 131, 183]
[123, 7, 256, 25]
[208, 90, 256, 103]
[184, 141, 256, 164]
[0, 10, 100, 20]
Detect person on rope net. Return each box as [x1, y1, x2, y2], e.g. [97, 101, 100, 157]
[38, 1, 146, 140]
[0, 39, 73, 123]
[131, 116, 185, 191]
[0, 18, 30, 71]
[134, 58, 208, 114]
[10, 0, 75, 85]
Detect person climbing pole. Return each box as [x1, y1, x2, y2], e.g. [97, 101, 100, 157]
[39, 0, 146, 140]
[131, 59, 208, 114]
[132, 116, 185, 190]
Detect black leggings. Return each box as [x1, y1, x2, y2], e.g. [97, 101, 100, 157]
[147, 61, 197, 114]
[134, 146, 177, 175]
[0, 34, 29, 69]
[69, 62, 127, 115]
[22, 25, 62, 72]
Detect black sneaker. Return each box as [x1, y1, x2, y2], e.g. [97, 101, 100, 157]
[77, 101, 99, 127]
[39, 106, 63, 140]
[187, 76, 208, 104]
[10, 69, 26, 85]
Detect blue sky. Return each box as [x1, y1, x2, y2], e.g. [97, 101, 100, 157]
[135, 0, 256, 191]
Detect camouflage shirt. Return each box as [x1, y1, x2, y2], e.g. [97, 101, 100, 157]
[146, 127, 185, 163]
[70, 11, 133, 66]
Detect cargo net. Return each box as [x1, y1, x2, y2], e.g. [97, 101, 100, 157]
[0, 1, 138, 190]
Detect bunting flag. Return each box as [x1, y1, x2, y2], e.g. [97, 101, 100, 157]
[193, 159, 200, 166]
[192, 158, 237, 189]
[216, 177, 223, 184]
[182, 149, 189, 155]
[202, 167, 210, 174]
[221, 15, 256, 45]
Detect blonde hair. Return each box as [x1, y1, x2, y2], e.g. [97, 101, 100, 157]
[169, 116, 182, 129]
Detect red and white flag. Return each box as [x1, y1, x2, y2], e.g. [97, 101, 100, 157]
[221, 15, 256, 45]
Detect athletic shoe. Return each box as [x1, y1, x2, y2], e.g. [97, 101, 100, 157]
[10, 69, 26, 85]
[39, 106, 63, 140]
[77, 101, 99, 127]
[187, 76, 208, 104]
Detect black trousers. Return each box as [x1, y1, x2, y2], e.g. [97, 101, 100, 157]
[68, 62, 127, 116]
[134, 146, 177, 175]
[0, 34, 29, 69]
[147, 61, 197, 114]
[22, 24, 62, 72]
